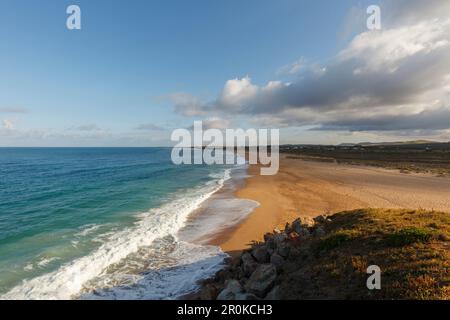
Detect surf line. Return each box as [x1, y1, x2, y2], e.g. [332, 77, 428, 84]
[177, 304, 212, 318]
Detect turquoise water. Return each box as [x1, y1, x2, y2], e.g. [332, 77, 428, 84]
[0, 147, 240, 299]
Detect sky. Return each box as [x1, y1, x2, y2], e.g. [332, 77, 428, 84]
[0, 0, 449, 146]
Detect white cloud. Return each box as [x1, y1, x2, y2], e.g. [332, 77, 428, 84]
[276, 58, 306, 75]
[172, 2, 450, 138]
[219, 76, 258, 109]
[2, 119, 14, 130]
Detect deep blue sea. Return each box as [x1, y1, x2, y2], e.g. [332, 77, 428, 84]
[0, 148, 257, 299]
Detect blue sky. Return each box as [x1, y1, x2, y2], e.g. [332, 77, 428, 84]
[1, 0, 449, 146]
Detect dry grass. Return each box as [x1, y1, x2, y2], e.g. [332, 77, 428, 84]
[279, 208, 450, 300]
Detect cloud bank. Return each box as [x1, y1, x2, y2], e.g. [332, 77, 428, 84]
[172, 0, 450, 139]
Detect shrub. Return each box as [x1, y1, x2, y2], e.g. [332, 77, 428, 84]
[386, 227, 433, 247]
[318, 230, 357, 251]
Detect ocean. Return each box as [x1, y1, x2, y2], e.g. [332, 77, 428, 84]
[0, 147, 258, 299]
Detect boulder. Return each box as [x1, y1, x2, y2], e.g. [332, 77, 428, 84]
[277, 242, 291, 258]
[273, 232, 287, 245]
[234, 292, 260, 300]
[270, 253, 284, 272]
[292, 217, 314, 234]
[284, 222, 291, 233]
[199, 284, 219, 300]
[241, 252, 258, 276]
[287, 231, 299, 240]
[216, 280, 243, 300]
[265, 285, 281, 300]
[314, 215, 327, 224]
[245, 264, 277, 298]
[314, 226, 326, 237]
[252, 246, 270, 263]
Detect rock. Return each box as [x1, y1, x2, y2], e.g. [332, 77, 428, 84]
[199, 284, 219, 300]
[314, 226, 326, 237]
[241, 252, 258, 276]
[277, 242, 291, 258]
[245, 264, 277, 298]
[216, 280, 243, 300]
[314, 215, 327, 224]
[284, 222, 291, 233]
[236, 266, 245, 280]
[252, 246, 270, 263]
[265, 285, 281, 300]
[287, 231, 299, 240]
[298, 228, 311, 238]
[273, 232, 287, 245]
[292, 217, 314, 234]
[234, 293, 260, 300]
[270, 253, 284, 272]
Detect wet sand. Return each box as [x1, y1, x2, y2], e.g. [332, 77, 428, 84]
[215, 154, 450, 251]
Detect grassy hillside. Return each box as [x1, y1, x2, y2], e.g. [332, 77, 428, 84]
[196, 208, 450, 300]
[280, 209, 449, 299]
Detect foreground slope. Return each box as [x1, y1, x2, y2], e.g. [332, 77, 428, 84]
[196, 209, 450, 300]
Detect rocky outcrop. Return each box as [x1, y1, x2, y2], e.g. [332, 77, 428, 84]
[245, 264, 277, 297]
[217, 280, 243, 300]
[193, 214, 329, 300]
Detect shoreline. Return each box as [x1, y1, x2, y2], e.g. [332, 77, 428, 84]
[212, 154, 450, 253]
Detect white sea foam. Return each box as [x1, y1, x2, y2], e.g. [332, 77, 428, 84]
[79, 239, 226, 300]
[74, 224, 101, 237]
[1, 169, 232, 300]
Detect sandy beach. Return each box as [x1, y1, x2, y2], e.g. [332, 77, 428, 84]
[215, 154, 450, 252]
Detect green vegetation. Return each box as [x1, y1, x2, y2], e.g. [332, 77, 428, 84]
[279, 208, 450, 300]
[386, 227, 433, 247]
[318, 230, 360, 251]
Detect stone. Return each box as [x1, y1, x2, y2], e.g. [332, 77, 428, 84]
[241, 252, 258, 276]
[252, 246, 270, 263]
[265, 285, 281, 300]
[216, 280, 243, 300]
[234, 293, 260, 300]
[273, 232, 287, 245]
[245, 264, 277, 298]
[270, 253, 284, 272]
[277, 243, 291, 258]
[199, 284, 218, 300]
[284, 222, 291, 233]
[314, 226, 326, 237]
[287, 231, 299, 240]
[314, 215, 327, 224]
[292, 217, 314, 234]
[298, 228, 311, 238]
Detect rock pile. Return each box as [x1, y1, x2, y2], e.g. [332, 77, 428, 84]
[195, 214, 331, 300]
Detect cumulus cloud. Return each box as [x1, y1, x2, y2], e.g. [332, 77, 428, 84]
[186, 117, 231, 131]
[169, 92, 207, 117]
[276, 58, 306, 75]
[172, 0, 450, 137]
[2, 119, 14, 130]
